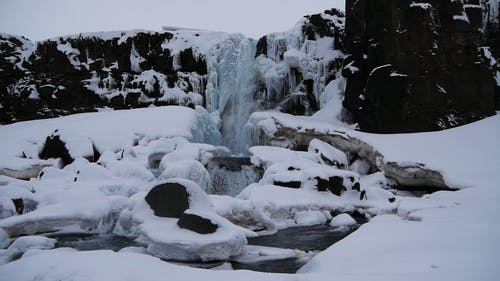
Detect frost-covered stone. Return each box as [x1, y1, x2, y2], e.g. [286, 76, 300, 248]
[349, 159, 371, 175]
[0, 228, 9, 249]
[261, 161, 361, 195]
[8, 236, 56, 253]
[249, 146, 322, 169]
[0, 187, 113, 237]
[237, 183, 347, 229]
[158, 160, 211, 191]
[330, 213, 357, 227]
[0, 197, 16, 219]
[39, 130, 96, 166]
[0, 235, 56, 265]
[145, 179, 212, 218]
[177, 210, 218, 234]
[210, 195, 275, 232]
[115, 179, 252, 262]
[308, 138, 348, 168]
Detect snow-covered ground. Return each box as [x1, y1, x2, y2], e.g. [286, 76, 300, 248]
[0, 104, 499, 280]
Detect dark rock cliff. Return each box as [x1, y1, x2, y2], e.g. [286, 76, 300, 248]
[0, 31, 207, 123]
[342, 0, 499, 133]
[482, 0, 499, 58]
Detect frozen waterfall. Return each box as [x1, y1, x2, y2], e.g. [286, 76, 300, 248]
[205, 35, 259, 154]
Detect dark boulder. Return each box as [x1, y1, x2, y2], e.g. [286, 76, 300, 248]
[145, 182, 190, 218]
[39, 134, 74, 166]
[177, 212, 218, 234]
[0, 31, 207, 124]
[273, 181, 302, 189]
[315, 176, 346, 196]
[255, 36, 267, 57]
[343, 0, 498, 133]
[11, 198, 24, 214]
[179, 48, 207, 75]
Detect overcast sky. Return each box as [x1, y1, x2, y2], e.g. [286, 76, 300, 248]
[0, 0, 345, 41]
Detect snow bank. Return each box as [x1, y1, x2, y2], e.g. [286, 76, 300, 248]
[0, 235, 56, 265]
[0, 106, 219, 172]
[248, 111, 500, 190]
[329, 213, 357, 227]
[0, 250, 294, 281]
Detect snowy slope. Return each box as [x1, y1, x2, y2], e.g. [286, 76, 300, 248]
[0, 110, 497, 280]
[248, 111, 500, 190]
[0, 106, 220, 171]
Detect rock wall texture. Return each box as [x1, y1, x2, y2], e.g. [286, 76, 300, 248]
[0, 9, 346, 125]
[0, 31, 208, 123]
[482, 0, 499, 58]
[342, 0, 499, 133]
[254, 8, 345, 116]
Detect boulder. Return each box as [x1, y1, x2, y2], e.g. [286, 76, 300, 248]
[144, 179, 213, 218]
[177, 211, 218, 234]
[273, 180, 302, 189]
[144, 182, 190, 218]
[39, 134, 73, 166]
[0, 31, 206, 124]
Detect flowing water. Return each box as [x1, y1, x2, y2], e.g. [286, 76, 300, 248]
[51, 224, 360, 274]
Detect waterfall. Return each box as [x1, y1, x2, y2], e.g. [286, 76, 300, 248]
[205, 35, 259, 155]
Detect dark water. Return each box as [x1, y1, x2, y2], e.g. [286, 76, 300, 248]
[50, 224, 358, 274]
[53, 233, 140, 251]
[249, 224, 358, 251]
[232, 224, 359, 273]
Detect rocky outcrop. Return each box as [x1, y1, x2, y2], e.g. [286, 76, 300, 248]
[249, 117, 451, 190]
[145, 182, 190, 218]
[482, 0, 500, 59]
[0, 31, 206, 124]
[342, 0, 499, 133]
[254, 9, 345, 116]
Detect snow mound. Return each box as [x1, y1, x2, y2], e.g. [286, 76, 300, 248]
[330, 213, 357, 227]
[115, 179, 253, 262]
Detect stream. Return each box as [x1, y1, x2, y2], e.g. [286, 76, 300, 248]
[51, 224, 360, 274]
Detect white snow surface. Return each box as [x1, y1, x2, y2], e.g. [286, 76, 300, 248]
[246, 108, 500, 280]
[0, 106, 219, 171]
[0, 93, 498, 279]
[329, 213, 357, 227]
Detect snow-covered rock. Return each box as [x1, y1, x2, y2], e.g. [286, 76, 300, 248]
[308, 138, 348, 168]
[329, 213, 357, 227]
[0, 235, 56, 265]
[0, 186, 113, 237]
[7, 236, 56, 253]
[249, 146, 322, 168]
[0, 197, 16, 219]
[0, 106, 220, 179]
[260, 161, 360, 195]
[158, 160, 211, 191]
[209, 195, 275, 232]
[115, 179, 253, 262]
[0, 228, 9, 249]
[237, 183, 343, 229]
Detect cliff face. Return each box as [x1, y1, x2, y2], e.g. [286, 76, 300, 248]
[254, 8, 345, 116]
[0, 10, 346, 127]
[1, 4, 498, 134]
[482, 0, 499, 59]
[342, 0, 499, 133]
[0, 31, 210, 123]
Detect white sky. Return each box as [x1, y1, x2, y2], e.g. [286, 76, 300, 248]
[0, 0, 345, 41]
